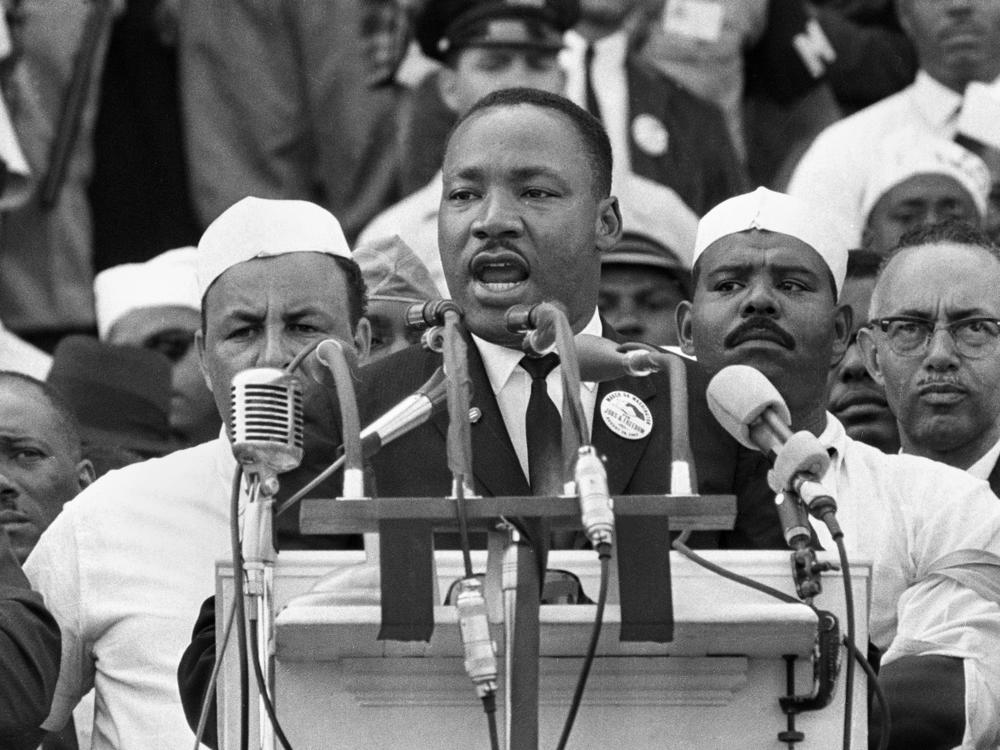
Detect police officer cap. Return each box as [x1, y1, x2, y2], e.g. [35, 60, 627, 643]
[416, 0, 580, 62]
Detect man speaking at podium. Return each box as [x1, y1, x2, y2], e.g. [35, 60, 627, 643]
[360, 87, 776, 541]
[675, 187, 1000, 748]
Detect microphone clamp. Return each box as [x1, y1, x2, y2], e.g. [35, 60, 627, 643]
[405, 299, 464, 329]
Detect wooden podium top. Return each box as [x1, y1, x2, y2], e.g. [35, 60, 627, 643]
[299, 494, 736, 535]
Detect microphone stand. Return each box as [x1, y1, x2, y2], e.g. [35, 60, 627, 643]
[241, 471, 278, 750]
[411, 302, 500, 747]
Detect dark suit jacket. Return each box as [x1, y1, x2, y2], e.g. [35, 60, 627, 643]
[625, 56, 750, 217]
[988, 457, 1000, 498]
[0, 529, 61, 750]
[363, 326, 779, 549]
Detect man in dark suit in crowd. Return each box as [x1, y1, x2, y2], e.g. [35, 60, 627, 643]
[0, 524, 60, 750]
[859, 221, 1000, 493]
[561, 0, 747, 216]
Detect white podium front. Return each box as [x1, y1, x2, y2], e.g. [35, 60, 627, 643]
[215, 550, 869, 749]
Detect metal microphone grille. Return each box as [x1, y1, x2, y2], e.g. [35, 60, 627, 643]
[230, 367, 304, 474]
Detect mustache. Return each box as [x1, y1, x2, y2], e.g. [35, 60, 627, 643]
[724, 317, 795, 350]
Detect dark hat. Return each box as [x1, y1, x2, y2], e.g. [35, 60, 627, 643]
[602, 231, 692, 295]
[46, 336, 177, 457]
[416, 0, 579, 62]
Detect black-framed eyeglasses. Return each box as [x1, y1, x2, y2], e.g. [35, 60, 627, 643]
[868, 316, 1000, 359]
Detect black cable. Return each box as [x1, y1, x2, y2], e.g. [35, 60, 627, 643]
[482, 691, 501, 750]
[249, 619, 294, 750]
[834, 534, 856, 750]
[672, 531, 802, 605]
[555, 542, 612, 750]
[229, 467, 250, 750]
[848, 639, 890, 750]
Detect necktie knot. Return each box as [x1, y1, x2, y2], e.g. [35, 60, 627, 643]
[520, 353, 559, 382]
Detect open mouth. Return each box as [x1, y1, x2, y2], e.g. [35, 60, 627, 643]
[470, 251, 529, 291]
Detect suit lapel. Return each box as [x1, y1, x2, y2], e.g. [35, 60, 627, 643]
[590, 320, 661, 495]
[430, 338, 529, 497]
[592, 374, 658, 495]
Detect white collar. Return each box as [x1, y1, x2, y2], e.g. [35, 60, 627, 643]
[955, 436, 1000, 481]
[911, 70, 965, 128]
[562, 28, 628, 64]
[472, 308, 603, 396]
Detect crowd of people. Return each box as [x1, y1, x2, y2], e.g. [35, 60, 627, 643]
[2, 0, 1000, 748]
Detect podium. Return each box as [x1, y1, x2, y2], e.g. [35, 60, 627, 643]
[214, 496, 870, 749]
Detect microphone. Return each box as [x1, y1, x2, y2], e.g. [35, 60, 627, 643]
[230, 367, 305, 487]
[706, 365, 840, 534]
[505, 302, 561, 355]
[575, 446, 614, 546]
[359, 367, 448, 459]
[575, 334, 660, 381]
[314, 339, 365, 499]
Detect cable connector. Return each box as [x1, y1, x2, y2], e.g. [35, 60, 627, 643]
[455, 577, 498, 698]
[575, 446, 614, 547]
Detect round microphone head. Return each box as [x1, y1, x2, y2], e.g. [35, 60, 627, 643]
[309, 338, 360, 387]
[706, 365, 791, 449]
[230, 367, 304, 474]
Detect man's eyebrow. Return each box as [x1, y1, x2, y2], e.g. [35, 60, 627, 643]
[893, 307, 992, 320]
[768, 262, 822, 278]
[704, 263, 752, 276]
[447, 165, 567, 184]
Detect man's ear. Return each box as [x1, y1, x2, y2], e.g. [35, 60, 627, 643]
[830, 303, 853, 368]
[195, 329, 212, 391]
[856, 327, 886, 386]
[76, 459, 96, 491]
[595, 196, 623, 253]
[353, 317, 372, 363]
[675, 299, 696, 357]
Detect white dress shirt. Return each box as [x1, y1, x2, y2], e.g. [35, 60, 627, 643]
[809, 413, 1000, 748]
[562, 29, 632, 184]
[472, 309, 602, 482]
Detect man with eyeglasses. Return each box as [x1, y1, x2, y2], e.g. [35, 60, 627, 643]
[858, 221, 1000, 493]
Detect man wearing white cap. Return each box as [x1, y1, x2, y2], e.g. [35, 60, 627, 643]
[677, 186, 1000, 748]
[24, 197, 371, 749]
[787, 0, 1000, 247]
[860, 132, 991, 255]
[95, 246, 221, 447]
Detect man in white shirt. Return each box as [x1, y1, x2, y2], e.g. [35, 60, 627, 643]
[858, 221, 1000, 496]
[788, 0, 1000, 246]
[24, 197, 372, 749]
[677, 187, 1000, 748]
